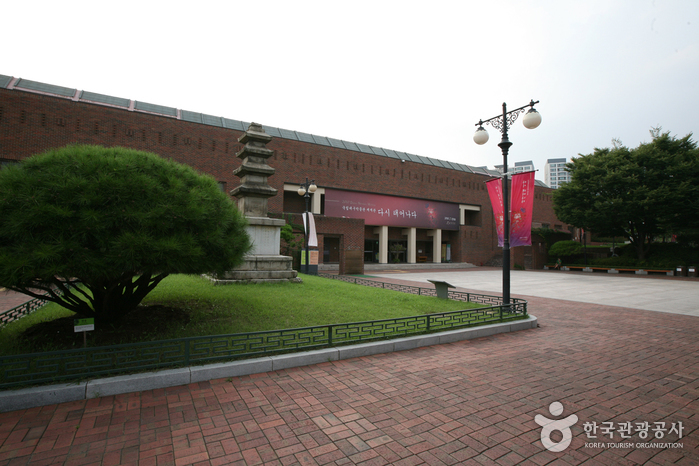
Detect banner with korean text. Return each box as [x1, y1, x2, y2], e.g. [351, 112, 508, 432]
[486, 178, 505, 247]
[324, 189, 459, 230]
[509, 171, 535, 247]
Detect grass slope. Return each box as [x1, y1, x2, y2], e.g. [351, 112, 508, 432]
[0, 274, 477, 354]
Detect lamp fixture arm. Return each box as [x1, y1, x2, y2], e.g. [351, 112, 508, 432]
[475, 99, 539, 134]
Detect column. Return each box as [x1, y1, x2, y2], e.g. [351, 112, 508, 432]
[311, 188, 323, 214]
[373, 226, 388, 264]
[428, 229, 442, 264]
[402, 228, 417, 263]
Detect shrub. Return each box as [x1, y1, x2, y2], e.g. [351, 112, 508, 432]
[549, 240, 583, 258]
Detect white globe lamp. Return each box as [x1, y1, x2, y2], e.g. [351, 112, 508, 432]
[522, 108, 542, 129]
[473, 126, 489, 145]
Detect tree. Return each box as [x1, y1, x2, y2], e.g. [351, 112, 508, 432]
[553, 129, 699, 261]
[0, 145, 252, 323]
[643, 130, 699, 244]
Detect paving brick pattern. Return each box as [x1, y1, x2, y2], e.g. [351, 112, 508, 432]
[1, 278, 698, 465]
[0, 289, 36, 315]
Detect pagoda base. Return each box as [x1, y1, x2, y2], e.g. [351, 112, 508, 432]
[208, 255, 301, 284]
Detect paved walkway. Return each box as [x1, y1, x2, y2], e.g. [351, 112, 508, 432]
[1, 271, 698, 465]
[369, 268, 699, 316]
[0, 288, 36, 315]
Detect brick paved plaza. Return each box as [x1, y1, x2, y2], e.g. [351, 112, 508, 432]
[0, 274, 697, 465]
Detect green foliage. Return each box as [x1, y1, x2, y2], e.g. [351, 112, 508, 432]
[547, 241, 699, 268]
[532, 227, 571, 250]
[590, 235, 626, 244]
[531, 227, 556, 242]
[553, 129, 699, 261]
[549, 240, 582, 258]
[590, 242, 699, 269]
[280, 214, 303, 257]
[0, 145, 252, 322]
[280, 223, 294, 244]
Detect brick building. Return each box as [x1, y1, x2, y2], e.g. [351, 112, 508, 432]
[0, 75, 569, 273]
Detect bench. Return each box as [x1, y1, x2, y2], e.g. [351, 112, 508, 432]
[638, 269, 674, 276]
[557, 266, 673, 276]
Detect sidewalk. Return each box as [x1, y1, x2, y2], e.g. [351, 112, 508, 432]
[0, 288, 35, 314]
[0, 272, 697, 465]
[369, 267, 699, 317]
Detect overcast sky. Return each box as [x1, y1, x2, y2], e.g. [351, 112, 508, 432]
[4, 0, 697, 181]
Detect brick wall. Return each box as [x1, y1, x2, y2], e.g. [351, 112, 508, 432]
[0, 88, 569, 269]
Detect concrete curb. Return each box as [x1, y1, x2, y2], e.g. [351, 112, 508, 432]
[0, 315, 537, 413]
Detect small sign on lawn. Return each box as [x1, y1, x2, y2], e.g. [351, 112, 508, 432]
[74, 318, 95, 333]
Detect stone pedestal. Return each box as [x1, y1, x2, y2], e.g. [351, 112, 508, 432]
[210, 123, 300, 284]
[213, 255, 299, 284]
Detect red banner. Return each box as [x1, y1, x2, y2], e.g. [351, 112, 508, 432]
[486, 171, 535, 248]
[486, 178, 505, 247]
[510, 171, 535, 247]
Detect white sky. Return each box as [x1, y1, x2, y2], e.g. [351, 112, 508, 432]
[4, 0, 698, 181]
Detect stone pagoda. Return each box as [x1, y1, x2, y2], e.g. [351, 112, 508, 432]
[214, 123, 299, 283]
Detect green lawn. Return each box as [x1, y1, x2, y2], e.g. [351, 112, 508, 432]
[0, 274, 479, 355]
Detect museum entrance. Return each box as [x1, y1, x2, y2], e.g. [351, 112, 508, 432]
[364, 239, 379, 263]
[324, 237, 340, 264]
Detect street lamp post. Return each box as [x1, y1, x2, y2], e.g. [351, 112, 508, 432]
[297, 178, 317, 274]
[473, 100, 541, 306]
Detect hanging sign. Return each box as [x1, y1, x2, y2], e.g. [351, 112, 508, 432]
[510, 171, 535, 247]
[486, 171, 535, 248]
[324, 189, 459, 230]
[486, 178, 505, 247]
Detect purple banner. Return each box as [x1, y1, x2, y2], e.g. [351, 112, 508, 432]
[486, 172, 535, 248]
[324, 189, 459, 230]
[510, 171, 535, 247]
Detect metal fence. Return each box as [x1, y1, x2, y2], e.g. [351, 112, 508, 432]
[0, 275, 527, 389]
[319, 273, 525, 307]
